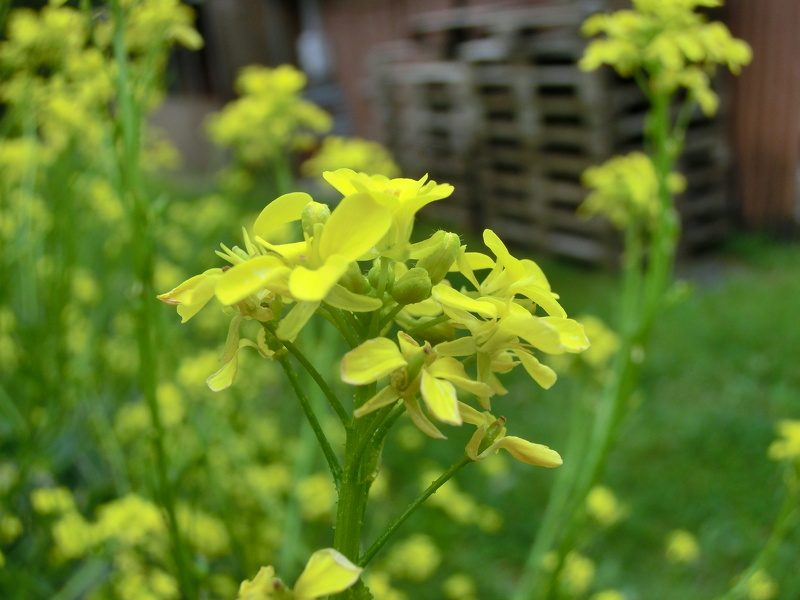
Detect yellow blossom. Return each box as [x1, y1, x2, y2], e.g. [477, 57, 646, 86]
[745, 569, 778, 600]
[580, 0, 751, 115]
[586, 485, 626, 526]
[384, 533, 441, 581]
[30, 486, 76, 516]
[323, 168, 454, 259]
[768, 420, 800, 462]
[665, 529, 700, 563]
[342, 332, 493, 438]
[580, 152, 686, 229]
[301, 136, 400, 179]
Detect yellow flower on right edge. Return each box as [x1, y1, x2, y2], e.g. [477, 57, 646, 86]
[768, 420, 800, 462]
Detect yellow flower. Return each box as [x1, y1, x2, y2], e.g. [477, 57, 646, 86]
[301, 136, 400, 179]
[665, 529, 700, 563]
[767, 420, 800, 462]
[384, 534, 441, 582]
[586, 485, 626, 526]
[207, 64, 332, 165]
[433, 229, 589, 408]
[590, 590, 627, 600]
[580, 152, 685, 229]
[745, 569, 778, 600]
[432, 232, 588, 404]
[460, 403, 562, 468]
[237, 548, 362, 600]
[323, 168, 454, 259]
[580, 0, 751, 115]
[341, 332, 493, 439]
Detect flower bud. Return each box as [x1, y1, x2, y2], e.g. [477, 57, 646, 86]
[415, 232, 460, 284]
[477, 417, 507, 455]
[338, 263, 369, 295]
[414, 321, 455, 346]
[391, 267, 432, 305]
[301, 201, 330, 238]
[368, 262, 395, 291]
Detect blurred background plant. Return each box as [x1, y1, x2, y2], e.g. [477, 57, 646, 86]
[1, 1, 798, 599]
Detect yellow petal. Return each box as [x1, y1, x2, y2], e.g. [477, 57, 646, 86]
[157, 268, 223, 323]
[427, 356, 493, 398]
[293, 548, 362, 599]
[322, 168, 361, 196]
[432, 285, 497, 318]
[513, 349, 557, 389]
[215, 256, 290, 305]
[289, 255, 350, 302]
[276, 301, 320, 341]
[353, 386, 401, 418]
[494, 437, 562, 467]
[206, 339, 252, 392]
[252, 192, 312, 238]
[318, 193, 391, 261]
[341, 338, 406, 385]
[420, 369, 462, 426]
[434, 337, 477, 357]
[324, 284, 383, 312]
[483, 229, 525, 279]
[458, 402, 490, 427]
[404, 395, 446, 439]
[541, 317, 591, 353]
[501, 307, 563, 354]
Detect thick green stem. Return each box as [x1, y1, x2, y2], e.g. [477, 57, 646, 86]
[359, 455, 472, 567]
[276, 353, 343, 487]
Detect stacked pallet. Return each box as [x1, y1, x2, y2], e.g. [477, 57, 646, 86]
[368, 2, 733, 265]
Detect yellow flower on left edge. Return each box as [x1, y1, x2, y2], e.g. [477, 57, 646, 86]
[238, 548, 362, 600]
[158, 190, 392, 389]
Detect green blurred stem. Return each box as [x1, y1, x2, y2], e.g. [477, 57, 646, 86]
[359, 455, 472, 568]
[515, 86, 681, 600]
[715, 476, 798, 600]
[265, 323, 349, 428]
[110, 4, 196, 598]
[276, 352, 343, 486]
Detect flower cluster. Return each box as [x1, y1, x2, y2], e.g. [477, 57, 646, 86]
[207, 65, 333, 166]
[580, 152, 685, 230]
[301, 136, 401, 180]
[160, 170, 589, 464]
[580, 0, 751, 115]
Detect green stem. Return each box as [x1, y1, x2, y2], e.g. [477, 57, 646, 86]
[265, 323, 350, 428]
[320, 304, 359, 349]
[405, 314, 451, 337]
[359, 455, 472, 567]
[379, 303, 405, 331]
[276, 353, 343, 487]
[368, 257, 390, 340]
[350, 402, 400, 468]
[111, 4, 196, 598]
